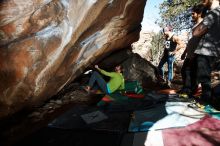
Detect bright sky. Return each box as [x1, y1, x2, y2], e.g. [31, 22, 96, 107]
[141, 0, 165, 32]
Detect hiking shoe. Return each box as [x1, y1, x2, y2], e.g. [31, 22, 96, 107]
[188, 100, 207, 111]
[167, 80, 172, 88]
[179, 93, 189, 99]
[195, 102, 206, 109]
[188, 103, 205, 111]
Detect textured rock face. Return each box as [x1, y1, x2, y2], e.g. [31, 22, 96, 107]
[0, 0, 147, 117]
[122, 53, 158, 89]
[132, 31, 154, 61]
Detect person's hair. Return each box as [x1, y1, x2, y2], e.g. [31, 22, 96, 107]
[192, 4, 207, 18]
[116, 65, 123, 73]
[162, 26, 172, 33]
[120, 65, 124, 73]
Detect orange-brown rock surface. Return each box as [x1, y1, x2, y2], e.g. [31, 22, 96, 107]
[0, 0, 147, 118]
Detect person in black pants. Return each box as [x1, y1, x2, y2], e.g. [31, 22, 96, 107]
[180, 4, 206, 95]
[193, 0, 220, 106]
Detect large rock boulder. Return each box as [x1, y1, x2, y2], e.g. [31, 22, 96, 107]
[122, 53, 158, 89]
[0, 0, 147, 118]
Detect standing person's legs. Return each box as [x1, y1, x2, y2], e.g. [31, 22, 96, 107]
[158, 54, 167, 80]
[167, 55, 175, 81]
[181, 58, 191, 90]
[181, 59, 187, 84]
[190, 57, 198, 95]
[196, 55, 213, 104]
[88, 71, 108, 93]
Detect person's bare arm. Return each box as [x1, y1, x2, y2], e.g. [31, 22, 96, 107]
[170, 36, 185, 55]
[95, 65, 114, 77]
[175, 36, 185, 51]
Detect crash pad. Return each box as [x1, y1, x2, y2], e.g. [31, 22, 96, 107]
[97, 93, 155, 112]
[128, 104, 167, 132]
[163, 116, 220, 146]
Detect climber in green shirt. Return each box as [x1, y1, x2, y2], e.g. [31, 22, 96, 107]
[84, 65, 125, 94]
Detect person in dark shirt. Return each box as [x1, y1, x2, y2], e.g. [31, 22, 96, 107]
[180, 4, 206, 95]
[193, 0, 220, 107]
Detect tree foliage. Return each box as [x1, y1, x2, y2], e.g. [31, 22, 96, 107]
[158, 0, 201, 32]
[150, 32, 164, 65]
[149, 0, 202, 65]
